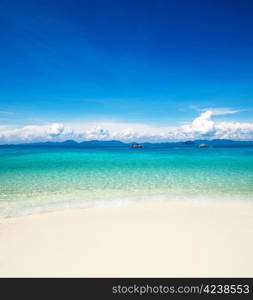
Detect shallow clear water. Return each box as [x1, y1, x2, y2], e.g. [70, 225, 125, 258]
[0, 146, 253, 217]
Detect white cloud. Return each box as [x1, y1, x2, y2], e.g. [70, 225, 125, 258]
[191, 106, 243, 116]
[189, 110, 215, 134]
[1, 110, 253, 144]
[0, 123, 69, 144]
[201, 107, 241, 115]
[85, 127, 110, 140]
[179, 110, 253, 140]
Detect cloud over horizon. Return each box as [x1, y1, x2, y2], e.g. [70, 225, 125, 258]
[1, 110, 253, 144]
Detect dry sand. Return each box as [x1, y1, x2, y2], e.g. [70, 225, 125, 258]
[0, 202, 253, 277]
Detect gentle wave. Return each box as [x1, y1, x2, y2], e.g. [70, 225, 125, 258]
[1, 193, 253, 218]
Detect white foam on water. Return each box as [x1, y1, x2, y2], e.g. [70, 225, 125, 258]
[1, 192, 252, 218]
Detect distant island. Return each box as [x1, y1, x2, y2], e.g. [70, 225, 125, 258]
[1, 139, 253, 148]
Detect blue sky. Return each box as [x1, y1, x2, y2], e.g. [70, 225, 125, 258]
[0, 0, 253, 142]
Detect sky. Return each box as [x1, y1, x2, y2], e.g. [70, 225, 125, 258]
[0, 0, 253, 143]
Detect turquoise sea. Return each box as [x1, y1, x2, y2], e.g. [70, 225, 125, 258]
[0, 146, 253, 217]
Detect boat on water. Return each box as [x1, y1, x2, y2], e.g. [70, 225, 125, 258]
[199, 143, 208, 148]
[130, 143, 144, 148]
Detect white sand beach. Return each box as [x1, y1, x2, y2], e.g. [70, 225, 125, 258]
[0, 202, 253, 277]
